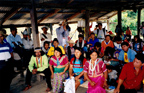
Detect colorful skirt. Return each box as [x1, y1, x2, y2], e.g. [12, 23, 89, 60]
[87, 76, 106, 93]
[52, 72, 68, 93]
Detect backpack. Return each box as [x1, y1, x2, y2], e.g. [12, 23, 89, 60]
[97, 28, 106, 37]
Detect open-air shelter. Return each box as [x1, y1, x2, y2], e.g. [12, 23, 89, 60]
[0, 0, 144, 47]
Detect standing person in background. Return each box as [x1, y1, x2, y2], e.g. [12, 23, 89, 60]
[40, 26, 52, 47]
[0, 31, 13, 93]
[56, 20, 69, 47]
[94, 23, 108, 43]
[126, 27, 132, 40]
[22, 30, 34, 68]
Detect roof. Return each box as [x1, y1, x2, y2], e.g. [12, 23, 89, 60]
[0, 0, 144, 27]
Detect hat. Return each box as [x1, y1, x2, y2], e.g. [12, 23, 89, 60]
[0, 31, 6, 36]
[21, 30, 28, 35]
[59, 21, 63, 25]
[34, 47, 42, 52]
[67, 40, 75, 44]
[41, 26, 48, 30]
[135, 53, 144, 63]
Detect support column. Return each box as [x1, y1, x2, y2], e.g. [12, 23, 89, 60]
[137, 8, 141, 36]
[85, 10, 90, 40]
[107, 19, 110, 31]
[118, 8, 122, 29]
[30, 0, 40, 48]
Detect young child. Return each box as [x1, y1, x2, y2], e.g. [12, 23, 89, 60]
[107, 65, 118, 86]
[42, 41, 50, 54]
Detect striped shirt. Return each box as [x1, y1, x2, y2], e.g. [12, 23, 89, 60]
[0, 42, 13, 61]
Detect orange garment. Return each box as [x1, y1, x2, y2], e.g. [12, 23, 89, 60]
[126, 30, 132, 35]
[101, 40, 114, 50]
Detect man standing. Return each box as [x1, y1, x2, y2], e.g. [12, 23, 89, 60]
[94, 23, 108, 43]
[56, 21, 69, 47]
[40, 26, 52, 46]
[24, 47, 52, 92]
[22, 30, 33, 68]
[0, 31, 13, 92]
[114, 53, 144, 93]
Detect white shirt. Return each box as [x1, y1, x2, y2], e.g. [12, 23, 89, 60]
[114, 42, 122, 50]
[94, 29, 107, 39]
[40, 33, 52, 46]
[22, 38, 33, 49]
[108, 70, 118, 80]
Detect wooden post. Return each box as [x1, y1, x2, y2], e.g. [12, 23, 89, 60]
[85, 10, 90, 40]
[107, 19, 110, 31]
[30, 0, 40, 48]
[118, 8, 122, 29]
[137, 8, 141, 36]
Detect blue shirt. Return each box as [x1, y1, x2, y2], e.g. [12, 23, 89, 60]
[0, 41, 13, 62]
[56, 26, 69, 46]
[87, 37, 99, 47]
[73, 60, 83, 75]
[6, 34, 22, 48]
[118, 48, 137, 62]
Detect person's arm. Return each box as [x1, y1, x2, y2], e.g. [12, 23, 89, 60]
[103, 70, 108, 88]
[69, 64, 73, 78]
[56, 26, 65, 34]
[28, 56, 35, 72]
[49, 65, 54, 79]
[37, 55, 49, 72]
[84, 72, 95, 86]
[114, 79, 124, 93]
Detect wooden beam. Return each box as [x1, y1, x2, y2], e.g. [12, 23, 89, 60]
[67, 10, 85, 21]
[30, 0, 40, 48]
[85, 10, 90, 40]
[0, 8, 21, 25]
[107, 12, 118, 19]
[97, 11, 111, 20]
[37, 9, 61, 24]
[90, 12, 99, 17]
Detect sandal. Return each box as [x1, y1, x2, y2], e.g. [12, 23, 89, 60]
[23, 85, 32, 91]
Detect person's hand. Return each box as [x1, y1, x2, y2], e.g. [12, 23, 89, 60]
[51, 74, 54, 79]
[59, 72, 64, 76]
[90, 81, 95, 87]
[41, 38, 45, 41]
[64, 44, 67, 48]
[32, 69, 37, 74]
[114, 88, 120, 93]
[75, 76, 80, 81]
[63, 25, 67, 31]
[103, 81, 108, 89]
[12, 42, 16, 45]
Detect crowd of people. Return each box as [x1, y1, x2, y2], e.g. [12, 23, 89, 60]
[0, 21, 144, 93]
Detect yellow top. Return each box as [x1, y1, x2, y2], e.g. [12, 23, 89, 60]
[47, 46, 65, 57]
[124, 52, 129, 63]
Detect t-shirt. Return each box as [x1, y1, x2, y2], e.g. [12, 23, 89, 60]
[70, 58, 87, 75]
[94, 29, 107, 39]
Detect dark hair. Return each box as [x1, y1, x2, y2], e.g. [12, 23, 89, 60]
[90, 32, 95, 36]
[94, 42, 101, 48]
[96, 25, 98, 27]
[98, 23, 102, 26]
[10, 26, 17, 32]
[115, 36, 122, 41]
[54, 47, 63, 57]
[106, 65, 114, 70]
[135, 53, 144, 63]
[52, 38, 59, 44]
[105, 35, 110, 38]
[121, 42, 129, 47]
[89, 49, 99, 55]
[33, 50, 45, 57]
[104, 47, 115, 57]
[78, 34, 84, 38]
[43, 41, 50, 47]
[73, 47, 84, 67]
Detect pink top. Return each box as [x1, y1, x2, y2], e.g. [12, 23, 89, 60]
[49, 55, 68, 67]
[84, 59, 107, 77]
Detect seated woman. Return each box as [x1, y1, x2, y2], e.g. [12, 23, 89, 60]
[42, 41, 50, 54]
[131, 35, 143, 53]
[69, 47, 87, 90]
[49, 47, 69, 93]
[84, 50, 108, 93]
[94, 42, 104, 58]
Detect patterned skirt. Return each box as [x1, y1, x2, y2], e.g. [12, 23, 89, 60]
[52, 72, 68, 93]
